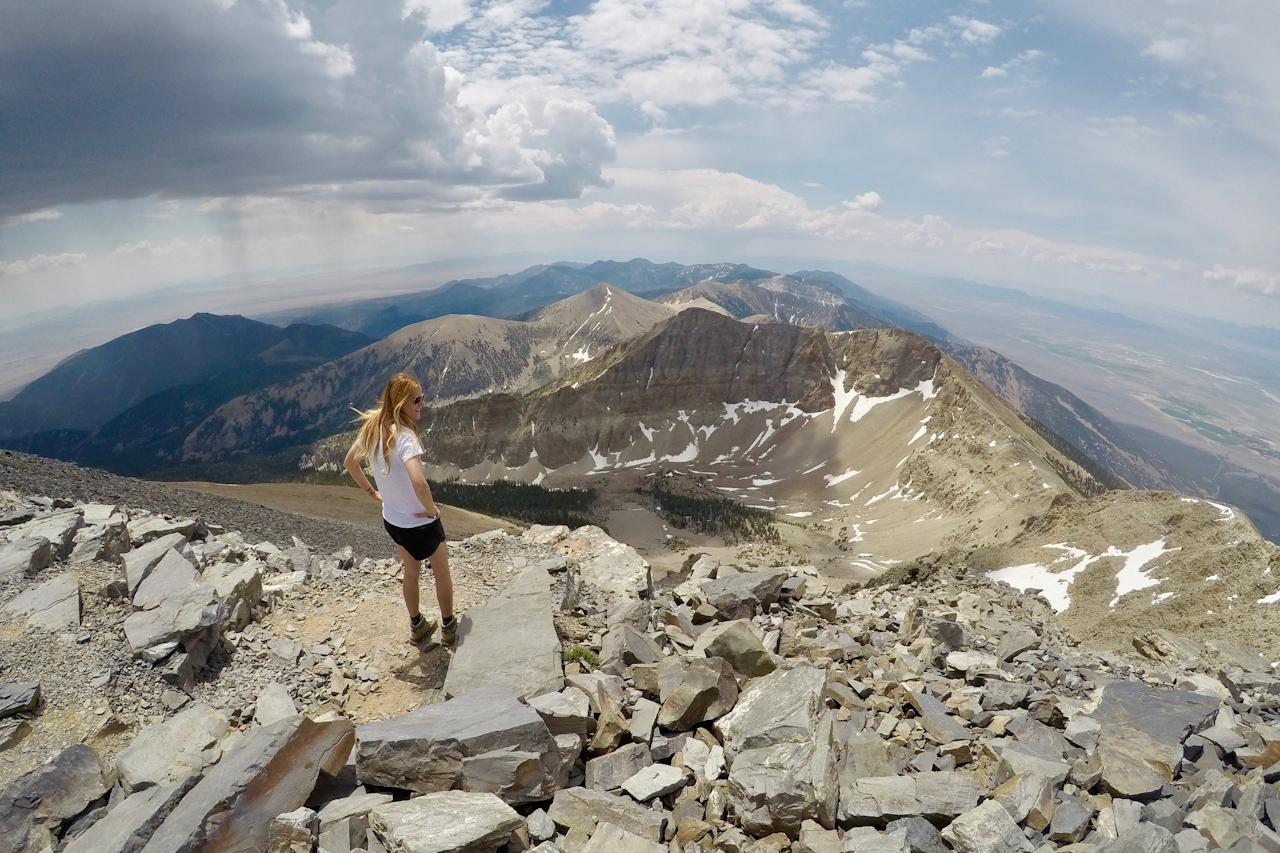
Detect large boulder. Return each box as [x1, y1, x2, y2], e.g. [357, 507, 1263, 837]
[116, 704, 230, 793]
[0, 537, 52, 580]
[123, 534, 192, 596]
[63, 776, 199, 853]
[0, 743, 109, 853]
[691, 620, 776, 677]
[714, 665, 837, 836]
[444, 565, 564, 701]
[355, 684, 561, 803]
[2, 571, 80, 629]
[838, 773, 985, 828]
[137, 715, 353, 853]
[942, 800, 1033, 853]
[0, 683, 39, 718]
[8, 509, 84, 560]
[699, 570, 788, 620]
[123, 548, 227, 688]
[656, 656, 738, 731]
[547, 787, 668, 843]
[557, 526, 651, 612]
[370, 791, 523, 853]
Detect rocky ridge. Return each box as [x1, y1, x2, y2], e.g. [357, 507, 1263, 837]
[6, 482, 1280, 853]
[182, 285, 683, 463]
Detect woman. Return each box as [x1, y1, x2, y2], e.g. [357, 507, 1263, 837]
[344, 372, 455, 646]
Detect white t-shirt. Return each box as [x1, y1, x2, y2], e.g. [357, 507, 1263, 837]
[370, 427, 437, 529]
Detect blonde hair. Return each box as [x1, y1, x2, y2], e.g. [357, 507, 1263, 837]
[351, 372, 422, 474]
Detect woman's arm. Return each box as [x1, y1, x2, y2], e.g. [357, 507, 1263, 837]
[344, 442, 380, 502]
[404, 456, 439, 518]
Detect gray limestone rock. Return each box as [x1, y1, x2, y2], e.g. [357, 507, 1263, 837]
[558, 526, 651, 612]
[63, 775, 199, 853]
[201, 561, 263, 631]
[996, 627, 1040, 662]
[116, 704, 230, 792]
[0, 743, 108, 853]
[1095, 738, 1168, 800]
[941, 800, 1033, 853]
[526, 808, 555, 842]
[1050, 795, 1096, 844]
[585, 742, 652, 792]
[124, 534, 191, 596]
[444, 565, 564, 701]
[129, 515, 200, 547]
[131, 548, 206, 611]
[10, 508, 84, 560]
[1096, 823, 1177, 853]
[0, 537, 52, 580]
[842, 826, 912, 853]
[255, 682, 298, 727]
[0, 683, 39, 719]
[838, 772, 984, 828]
[355, 683, 560, 803]
[907, 691, 970, 744]
[69, 514, 129, 564]
[266, 807, 318, 853]
[1089, 681, 1218, 749]
[621, 763, 687, 801]
[716, 665, 827, 756]
[547, 787, 668, 842]
[629, 697, 660, 745]
[981, 681, 1031, 711]
[528, 687, 594, 736]
[601, 624, 661, 667]
[581, 821, 667, 853]
[370, 791, 523, 853]
[700, 570, 788, 620]
[656, 656, 738, 731]
[3, 571, 80, 629]
[729, 715, 840, 836]
[138, 715, 353, 853]
[692, 620, 776, 677]
[885, 816, 950, 853]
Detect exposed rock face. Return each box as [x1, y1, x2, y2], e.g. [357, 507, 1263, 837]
[443, 563, 563, 700]
[2, 571, 80, 629]
[0, 743, 108, 853]
[370, 791, 523, 853]
[355, 684, 561, 803]
[184, 284, 679, 461]
[138, 715, 353, 853]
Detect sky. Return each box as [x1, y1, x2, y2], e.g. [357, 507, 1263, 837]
[2, 0, 1279, 326]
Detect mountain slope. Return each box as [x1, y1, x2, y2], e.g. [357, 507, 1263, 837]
[182, 284, 683, 460]
[308, 309, 1103, 572]
[2, 322, 372, 475]
[664, 273, 1179, 492]
[657, 275, 887, 331]
[0, 314, 293, 437]
[273, 259, 777, 338]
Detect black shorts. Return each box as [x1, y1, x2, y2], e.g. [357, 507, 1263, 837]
[383, 518, 446, 561]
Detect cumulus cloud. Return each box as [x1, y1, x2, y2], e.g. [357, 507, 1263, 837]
[1142, 37, 1195, 62]
[980, 66, 1008, 78]
[1203, 264, 1279, 295]
[1171, 110, 1210, 128]
[0, 0, 614, 220]
[0, 252, 87, 277]
[949, 16, 1003, 45]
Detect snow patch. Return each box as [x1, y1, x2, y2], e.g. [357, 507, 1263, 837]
[909, 426, 928, 445]
[824, 468, 860, 488]
[786, 511, 813, 518]
[1109, 540, 1180, 607]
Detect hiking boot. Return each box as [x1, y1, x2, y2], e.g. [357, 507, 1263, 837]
[409, 613, 436, 644]
[439, 615, 457, 647]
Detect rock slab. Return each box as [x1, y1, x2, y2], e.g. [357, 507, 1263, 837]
[443, 565, 564, 701]
[370, 791, 522, 853]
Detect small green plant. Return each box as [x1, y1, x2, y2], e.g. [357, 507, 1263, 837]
[563, 645, 602, 668]
[666, 536, 690, 552]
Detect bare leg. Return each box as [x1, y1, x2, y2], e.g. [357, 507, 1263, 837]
[396, 545, 422, 618]
[427, 542, 453, 620]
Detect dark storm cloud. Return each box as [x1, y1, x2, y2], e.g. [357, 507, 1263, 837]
[0, 0, 615, 218]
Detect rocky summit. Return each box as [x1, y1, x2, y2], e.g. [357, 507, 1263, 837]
[5, 474, 1280, 853]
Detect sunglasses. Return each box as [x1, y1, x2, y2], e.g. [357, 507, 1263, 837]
[411, 395, 423, 405]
